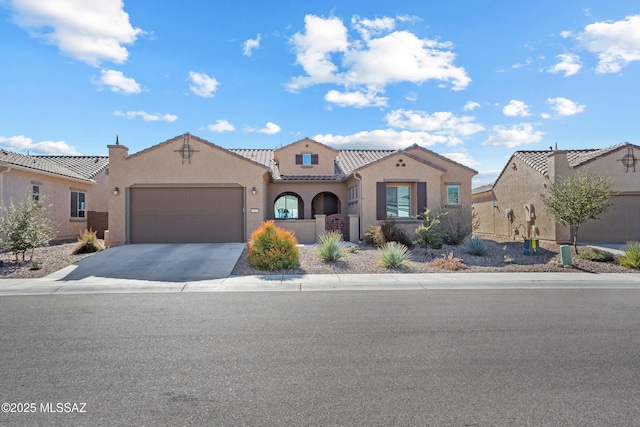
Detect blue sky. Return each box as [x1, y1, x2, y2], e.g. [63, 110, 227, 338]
[1, 0, 639, 186]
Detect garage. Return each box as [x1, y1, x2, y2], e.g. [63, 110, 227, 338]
[578, 194, 640, 242]
[129, 187, 244, 243]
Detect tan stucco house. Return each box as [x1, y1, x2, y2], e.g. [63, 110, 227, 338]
[107, 133, 477, 245]
[472, 142, 640, 243]
[0, 149, 109, 240]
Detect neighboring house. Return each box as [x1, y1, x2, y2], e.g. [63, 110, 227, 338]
[472, 142, 640, 243]
[107, 133, 477, 245]
[0, 149, 109, 240]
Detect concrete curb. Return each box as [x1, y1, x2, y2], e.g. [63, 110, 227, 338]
[1, 272, 640, 296]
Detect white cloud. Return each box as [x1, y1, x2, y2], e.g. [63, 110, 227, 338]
[473, 169, 502, 187]
[243, 34, 261, 56]
[315, 129, 449, 150]
[257, 122, 281, 135]
[405, 92, 418, 101]
[499, 58, 533, 72]
[482, 123, 545, 148]
[207, 120, 235, 132]
[91, 69, 141, 95]
[547, 97, 586, 116]
[287, 14, 470, 97]
[441, 149, 480, 168]
[10, 0, 143, 66]
[548, 53, 582, 76]
[540, 113, 551, 119]
[385, 109, 484, 146]
[464, 101, 480, 111]
[324, 89, 388, 107]
[503, 100, 531, 117]
[114, 110, 178, 122]
[188, 71, 219, 97]
[0, 135, 80, 155]
[577, 14, 640, 73]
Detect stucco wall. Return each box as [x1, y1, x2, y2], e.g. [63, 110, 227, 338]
[275, 138, 338, 176]
[0, 167, 99, 240]
[108, 136, 269, 246]
[267, 182, 347, 220]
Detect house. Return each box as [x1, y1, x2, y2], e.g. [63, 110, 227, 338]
[472, 142, 640, 243]
[0, 149, 109, 240]
[106, 133, 477, 245]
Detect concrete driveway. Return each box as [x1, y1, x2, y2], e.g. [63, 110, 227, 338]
[47, 243, 245, 282]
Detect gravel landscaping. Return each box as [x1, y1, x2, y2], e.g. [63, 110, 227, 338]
[1, 237, 637, 280]
[232, 238, 638, 275]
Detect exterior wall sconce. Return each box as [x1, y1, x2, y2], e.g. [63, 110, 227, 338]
[251, 186, 257, 195]
[113, 187, 120, 196]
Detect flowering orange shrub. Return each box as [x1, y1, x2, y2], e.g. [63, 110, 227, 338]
[246, 220, 299, 270]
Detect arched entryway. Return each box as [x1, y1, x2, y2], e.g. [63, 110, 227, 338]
[311, 192, 341, 218]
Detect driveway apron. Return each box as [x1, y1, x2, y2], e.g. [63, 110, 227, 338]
[47, 243, 245, 282]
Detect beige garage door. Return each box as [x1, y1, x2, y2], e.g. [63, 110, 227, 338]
[578, 195, 640, 242]
[129, 187, 244, 243]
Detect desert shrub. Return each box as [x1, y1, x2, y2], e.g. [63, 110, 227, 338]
[436, 205, 474, 245]
[73, 228, 102, 254]
[619, 241, 640, 269]
[247, 220, 299, 270]
[463, 235, 489, 256]
[429, 252, 468, 271]
[377, 242, 411, 269]
[413, 208, 444, 252]
[317, 230, 345, 262]
[380, 219, 413, 247]
[364, 225, 386, 248]
[0, 195, 57, 261]
[578, 248, 614, 262]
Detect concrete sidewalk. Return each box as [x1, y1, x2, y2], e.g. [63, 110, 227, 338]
[1, 272, 640, 296]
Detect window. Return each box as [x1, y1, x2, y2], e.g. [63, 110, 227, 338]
[295, 154, 318, 165]
[274, 194, 300, 219]
[348, 184, 359, 204]
[447, 185, 460, 205]
[71, 191, 86, 218]
[32, 185, 40, 202]
[386, 185, 410, 218]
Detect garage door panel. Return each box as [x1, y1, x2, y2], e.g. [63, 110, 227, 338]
[130, 187, 244, 243]
[578, 195, 640, 242]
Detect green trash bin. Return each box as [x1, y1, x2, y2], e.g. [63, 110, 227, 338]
[560, 245, 572, 266]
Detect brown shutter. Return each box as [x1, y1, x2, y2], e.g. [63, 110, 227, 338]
[295, 154, 303, 164]
[311, 154, 319, 164]
[376, 182, 386, 220]
[417, 182, 427, 216]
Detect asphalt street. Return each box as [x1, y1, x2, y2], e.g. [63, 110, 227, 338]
[1, 289, 639, 426]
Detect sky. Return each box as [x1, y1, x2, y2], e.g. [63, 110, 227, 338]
[1, 0, 639, 187]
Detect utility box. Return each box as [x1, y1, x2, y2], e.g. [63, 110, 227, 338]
[524, 238, 539, 255]
[560, 245, 572, 266]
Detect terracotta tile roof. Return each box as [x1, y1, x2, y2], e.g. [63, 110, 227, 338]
[513, 143, 630, 176]
[0, 149, 108, 182]
[335, 150, 395, 175]
[472, 184, 493, 194]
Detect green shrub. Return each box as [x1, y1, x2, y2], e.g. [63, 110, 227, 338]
[436, 205, 474, 245]
[73, 228, 103, 254]
[619, 241, 640, 269]
[364, 225, 386, 248]
[463, 235, 489, 256]
[413, 208, 444, 252]
[247, 220, 299, 271]
[0, 195, 57, 261]
[377, 242, 411, 269]
[578, 248, 614, 262]
[430, 252, 468, 271]
[380, 219, 413, 247]
[317, 230, 345, 262]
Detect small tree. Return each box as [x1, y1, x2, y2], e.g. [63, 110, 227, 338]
[0, 195, 57, 261]
[541, 169, 615, 253]
[413, 208, 446, 253]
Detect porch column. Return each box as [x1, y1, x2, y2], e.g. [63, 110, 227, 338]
[314, 214, 326, 243]
[348, 215, 360, 243]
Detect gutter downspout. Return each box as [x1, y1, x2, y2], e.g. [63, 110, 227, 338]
[0, 166, 11, 206]
[354, 172, 363, 240]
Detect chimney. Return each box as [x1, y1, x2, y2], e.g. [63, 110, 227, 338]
[546, 150, 570, 183]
